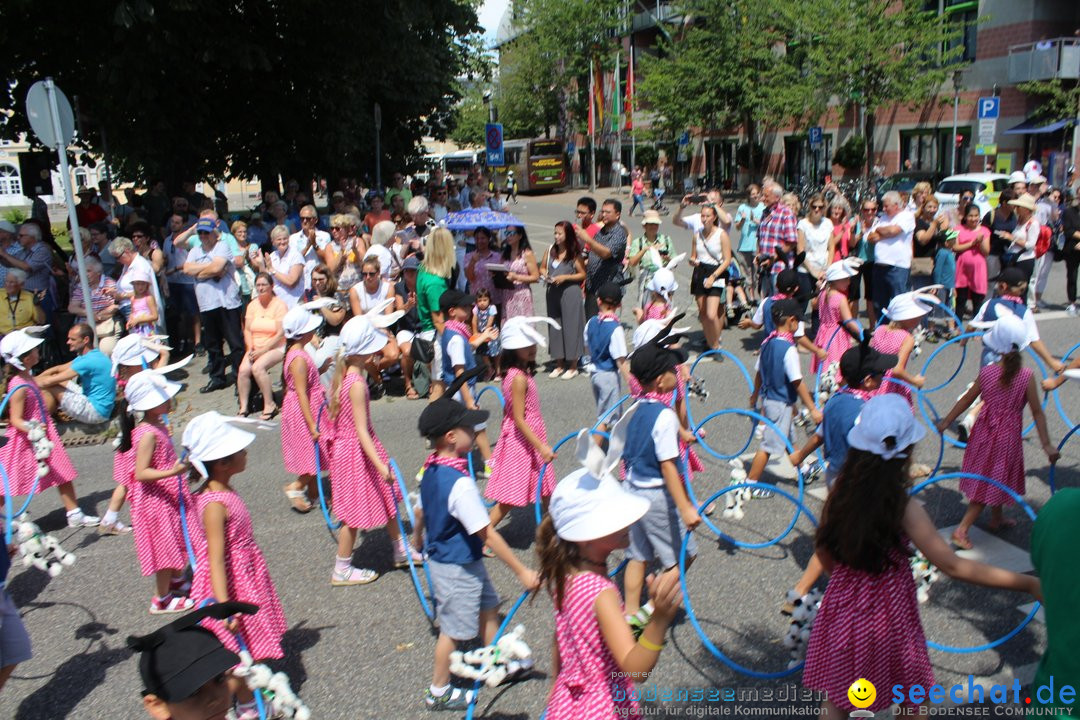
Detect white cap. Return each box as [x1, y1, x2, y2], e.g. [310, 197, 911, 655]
[124, 369, 182, 412]
[0, 328, 46, 370]
[645, 268, 678, 299]
[339, 315, 387, 356]
[282, 306, 323, 339]
[0, 220, 15, 234]
[824, 257, 861, 282]
[181, 411, 273, 478]
[549, 467, 649, 542]
[847, 394, 926, 461]
[883, 292, 932, 321]
[982, 311, 1030, 357]
[500, 316, 559, 351]
[1027, 173, 1047, 185]
[1008, 171, 1028, 185]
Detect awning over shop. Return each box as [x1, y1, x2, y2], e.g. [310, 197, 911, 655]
[1002, 117, 1077, 135]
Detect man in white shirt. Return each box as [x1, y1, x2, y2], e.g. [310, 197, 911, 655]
[289, 204, 335, 294]
[868, 191, 915, 312]
[183, 219, 243, 392]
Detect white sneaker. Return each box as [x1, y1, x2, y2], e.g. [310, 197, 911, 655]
[1068, 304, 1079, 317]
[67, 510, 100, 528]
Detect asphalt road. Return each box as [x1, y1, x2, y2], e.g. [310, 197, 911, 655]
[2, 189, 1078, 719]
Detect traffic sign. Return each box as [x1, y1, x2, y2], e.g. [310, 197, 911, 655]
[26, 80, 75, 150]
[485, 122, 504, 166]
[808, 126, 823, 149]
[678, 131, 690, 146]
[977, 97, 1000, 120]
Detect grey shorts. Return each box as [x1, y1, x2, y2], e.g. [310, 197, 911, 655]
[60, 383, 107, 424]
[627, 485, 698, 569]
[591, 370, 623, 425]
[759, 398, 795, 456]
[428, 559, 499, 641]
[0, 589, 32, 667]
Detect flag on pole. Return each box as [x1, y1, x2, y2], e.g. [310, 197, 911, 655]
[594, 61, 605, 131]
[625, 47, 634, 131]
[611, 52, 621, 134]
[588, 58, 595, 138]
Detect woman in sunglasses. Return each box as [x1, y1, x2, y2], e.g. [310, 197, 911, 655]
[348, 257, 401, 398]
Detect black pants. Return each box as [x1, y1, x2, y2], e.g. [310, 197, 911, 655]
[200, 306, 243, 383]
[955, 288, 984, 320]
[1065, 250, 1080, 305]
[1014, 257, 1036, 283]
[584, 291, 599, 320]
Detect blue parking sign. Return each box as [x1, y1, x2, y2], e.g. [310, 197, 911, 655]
[485, 123, 504, 166]
[977, 97, 1000, 119]
[808, 126, 823, 148]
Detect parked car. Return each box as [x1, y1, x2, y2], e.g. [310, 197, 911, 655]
[934, 173, 1010, 218]
[877, 170, 943, 201]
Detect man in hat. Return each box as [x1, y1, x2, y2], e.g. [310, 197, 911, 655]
[183, 218, 244, 393]
[129, 601, 258, 719]
[627, 209, 674, 310]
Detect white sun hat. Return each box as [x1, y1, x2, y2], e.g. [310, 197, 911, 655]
[846, 394, 926, 461]
[339, 315, 388, 356]
[124, 369, 182, 412]
[883, 292, 933, 322]
[824, 257, 861, 282]
[500, 316, 560, 351]
[981, 310, 1030, 358]
[0, 327, 47, 370]
[181, 411, 274, 478]
[282, 306, 323, 339]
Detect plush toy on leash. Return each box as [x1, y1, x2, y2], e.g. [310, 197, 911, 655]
[909, 549, 939, 604]
[449, 623, 534, 688]
[781, 588, 823, 669]
[231, 649, 311, 720]
[24, 419, 54, 478]
[816, 362, 840, 406]
[721, 459, 751, 520]
[14, 513, 76, 576]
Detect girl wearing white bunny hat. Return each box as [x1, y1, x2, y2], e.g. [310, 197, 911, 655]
[279, 304, 327, 513]
[811, 258, 863, 375]
[537, 429, 683, 719]
[935, 310, 1060, 549]
[484, 317, 560, 535]
[326, 314, 419, 586]
[0, 327, 99, 527]
[632, 253, 685, 325]
[869, 291, 933, 408]
[120, 370, 194, 614]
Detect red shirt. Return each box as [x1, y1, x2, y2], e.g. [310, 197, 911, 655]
[76, 202, 107, 227]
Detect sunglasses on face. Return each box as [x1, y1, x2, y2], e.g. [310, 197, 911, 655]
[301, 216, 317, 222]
[361, 271, 379, 277]
[811, 204, 825, 210]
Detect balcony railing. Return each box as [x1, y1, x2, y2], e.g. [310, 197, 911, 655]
[1007, 37, 1080, 84]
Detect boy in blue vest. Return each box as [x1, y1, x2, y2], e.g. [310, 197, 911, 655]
[439, 289, 498, 471]
[745, 299, 823, 498]
[414, 369, 539, 711]
[584, 281, 630, 445]
[739, 269, 826, 361]
[621, 329, 700, 626]
[957, 267, 1063, 440]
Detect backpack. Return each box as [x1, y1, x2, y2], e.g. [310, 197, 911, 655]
[1035, 224, 1053, 258]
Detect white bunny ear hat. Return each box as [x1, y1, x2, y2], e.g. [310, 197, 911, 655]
[124, 369, 183, 412]
[361, 297, 405, 329]
[500, 316, 560, 351]
[181, 411, 276, 478]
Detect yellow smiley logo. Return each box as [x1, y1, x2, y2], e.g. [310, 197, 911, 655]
[847, 678, 876, 709]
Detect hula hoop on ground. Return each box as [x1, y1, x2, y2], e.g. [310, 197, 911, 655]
[685, 351, 757, 463]
[908, 471, 1040, 653]
[389, 458, 437, 622]
[1, 382, 52, 543]
[686, 408, 806, 547]
[1047, 422, 1080, 494]
[464, 589, 532, 720]
[679, 482, 818, 678]
[313, 402, 341, 539]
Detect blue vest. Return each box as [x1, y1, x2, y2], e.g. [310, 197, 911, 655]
[623, 400, 671, 487]
[440, 327, 477, 387]
[586, 317, 620, 371]
[761, 296, 777, 335]
[419, 463, 483, 564]
[984, 296, 1027, 322]
[760, 335, 798, 404]
[821, 390, 864, 472]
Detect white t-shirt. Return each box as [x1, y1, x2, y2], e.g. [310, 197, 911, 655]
[582, 320, 628, 362]
[270, 247, 306, 308]
[694, 226, 727, 265]
[364, 243, 397, 279]
[1009, 218, 1040, 262]
[755, 344, 803, 383]
[871, 209, 916, 269]
[414, 474, 490, 535]
[796, 217, 833, 274]
[447, 332, 467, 369]
[683, 211, 733, 238]
[626, 405, 681, 489]
[972, 301, 1040, 343]
[289, 229, 335, 291]
[187, 241, 241, 312]
[164, 236, 194, 286]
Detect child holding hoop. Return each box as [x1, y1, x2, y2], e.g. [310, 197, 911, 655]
[279, 305, 327, 514]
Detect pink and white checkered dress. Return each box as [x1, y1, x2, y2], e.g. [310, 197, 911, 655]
[329, 372, 401, 530]
[642, 301, 669, 321]
[0, 376, 77, 494]
[959, 363, 1033, 506]
[812, 289, 851, 374]
[113, 445, 135, 488]
[280, 346, 327, 475]
[189, 490, 286, 661]
[486, 368, 552, 506]
[870, 325, 913, 408]
[803, 541, 934, 713]
[545, 572, 638, 719]
[129, 422, 189, 576]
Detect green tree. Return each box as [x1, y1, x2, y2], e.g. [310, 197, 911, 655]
[0, 0, 484, 187]
[1017, 78, 1080, 139]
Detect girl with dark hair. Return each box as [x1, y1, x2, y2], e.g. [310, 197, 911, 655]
[540, 221, 586, 378]
[803, 394, 1041, 719]
[498, 225, 539, 319]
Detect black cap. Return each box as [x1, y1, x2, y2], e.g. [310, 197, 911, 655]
[439, 289, 475, 314]
[418, 367, 490, 438]
[839, 342, 898, 385]
[771, 298, 803, 325]
[776, 269, 799, 293]
[128, 601, 257, 702]
[993, 266, 1027, 288]
[629, 312, 689, 383]
[597, 282, 623, 303]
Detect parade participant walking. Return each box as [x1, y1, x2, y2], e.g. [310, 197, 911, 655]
[811, 260, 862, 374]
[585, 283, 630, 443]
[279, 306, 326, 514]
[871, 293, 928, 408]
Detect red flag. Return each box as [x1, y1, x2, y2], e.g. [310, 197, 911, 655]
[594, 61, 605, 130]
[625, 49, 634, 131]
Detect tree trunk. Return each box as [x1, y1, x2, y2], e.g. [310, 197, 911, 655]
[864, 110, 876, 180]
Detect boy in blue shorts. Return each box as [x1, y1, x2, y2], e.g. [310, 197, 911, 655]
[584, 281, 630, 445]
[621, 331, 700, 626]
[414, 370, 539, 711]
[746, 299, 822, 498]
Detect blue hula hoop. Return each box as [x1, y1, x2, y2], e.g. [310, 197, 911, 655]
[679, 482, 818, 678]
[474, 384, 505, 411]
[313, 402, 341, 538]
[464, 589, 531, 720]
[909, 472, 1040, 653]
[532, 430, 581, 526]
[1, 382, 51, 543]
[177, 453, 198, 571]
[389, 459, 437, 622]
[686, 408, 806, 548]
[1051, 341, 1080, 428]
[1047, 422, 1080, 494]
[685, 350, 757, 463]
[918, 331, 977, 394]
[197, 599, 268, 719]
